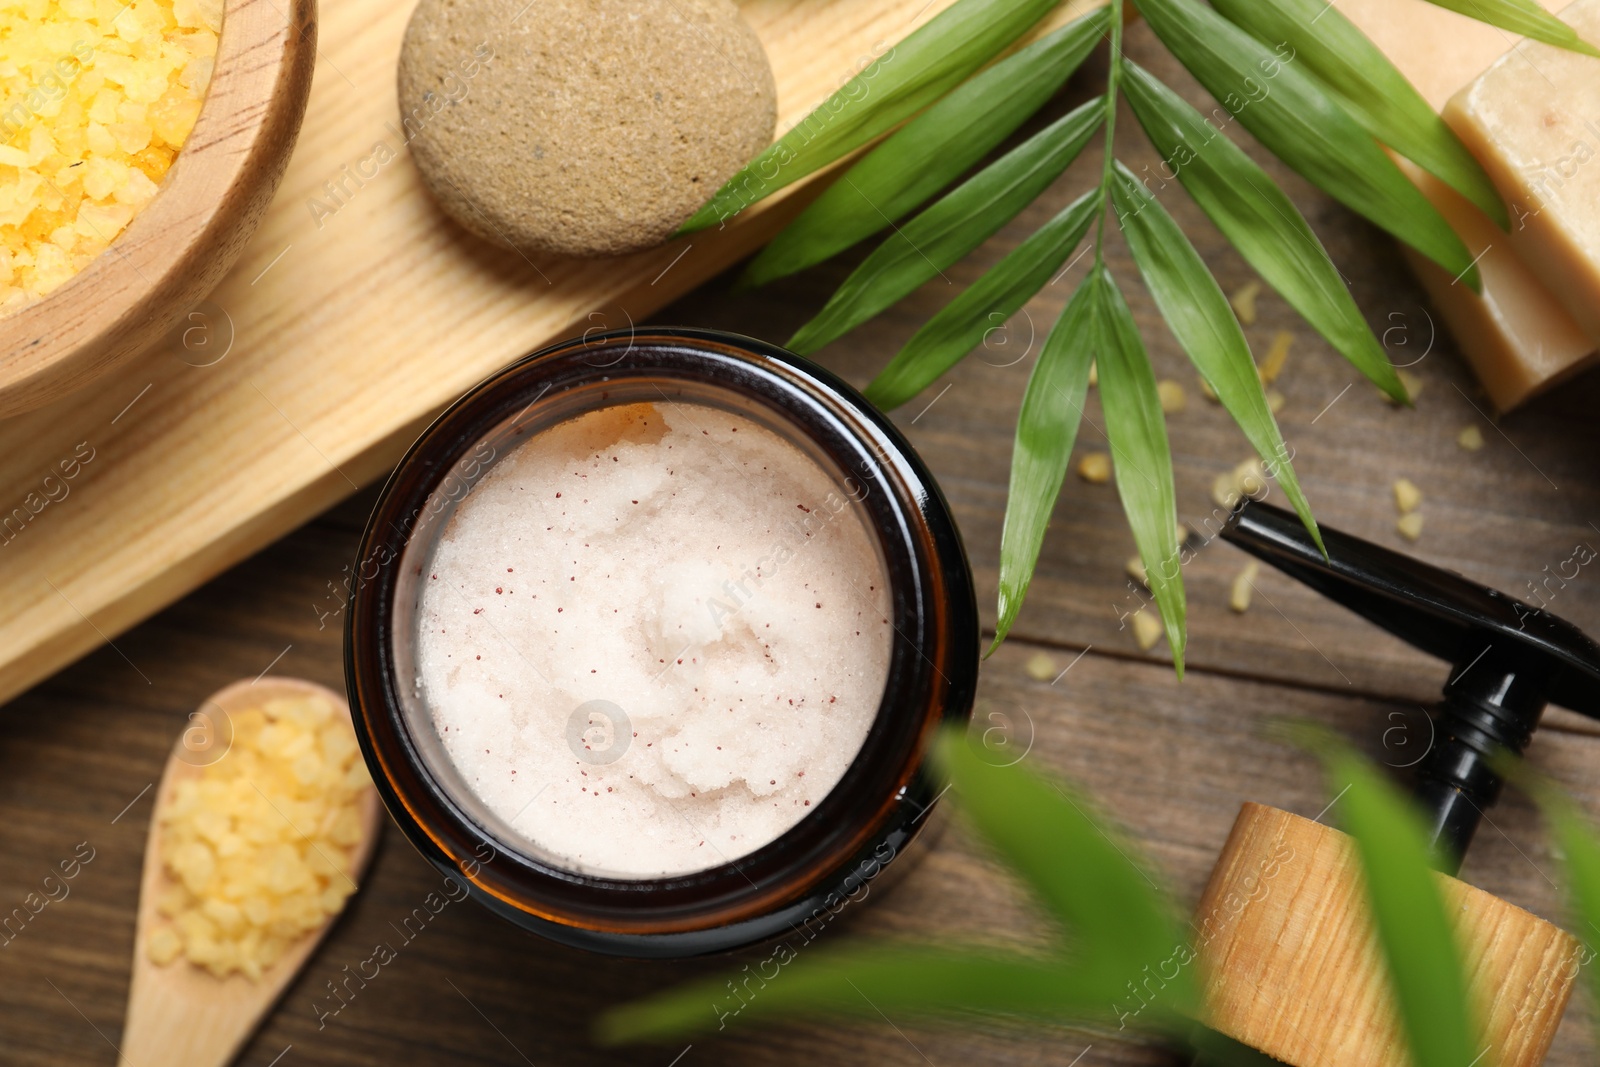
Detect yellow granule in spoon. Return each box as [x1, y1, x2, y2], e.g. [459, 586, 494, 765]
[146, 694, 371, 981]
[0, 0, 220, 309]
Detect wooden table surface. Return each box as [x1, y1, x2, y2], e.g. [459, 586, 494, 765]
[5, 20, 1600, 1067]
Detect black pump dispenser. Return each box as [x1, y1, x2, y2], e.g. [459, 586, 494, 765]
[1221, 499, 1600, 873]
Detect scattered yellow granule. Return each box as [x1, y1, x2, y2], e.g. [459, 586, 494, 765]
[1229, 561, 1259, 614]
[1383, 369, 1424, 405]
[1131, 609, 1164, 651]
[1230, 280, 1261, 325]
[1392, 477, 1421, 515]
[148, 694, 370, 981]
[1457, 425, 1484, 451]
[1265, 388, 1285, 415]
[1212, 456, 1269, 510]
[1211, 471, 1238, 510]
[1087, 360, 1097, 388]
[0, 0, 219, 310]
[1198, 375, 1219, 403]
[1258, 331, 1292, 384]
[1077, 451, 1111, 484]
[1157, 379, 1186, 414]
[1125, 554, 1148, 588]
[1024, 652, 1056, 682]
[1392, 477, 1423, 542]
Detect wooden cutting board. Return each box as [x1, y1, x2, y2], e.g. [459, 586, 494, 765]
[0, 0, 1097, 706]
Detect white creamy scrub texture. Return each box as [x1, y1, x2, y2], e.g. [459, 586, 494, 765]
[414, 401, 892, 878]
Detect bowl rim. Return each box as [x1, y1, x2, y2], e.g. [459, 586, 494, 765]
[344, 327, 979, 957]
[0, 0, 317, 418]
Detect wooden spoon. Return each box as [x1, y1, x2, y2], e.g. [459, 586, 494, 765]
[120, 677, 382, 1067]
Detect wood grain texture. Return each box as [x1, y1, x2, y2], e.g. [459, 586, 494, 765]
[662, 24, 1600, 717]
[120, 678, 381, 1067]
[0, 0, 317, 416]
[3, 7, 1600, 1067]
[0, 0, 1099, 712]
[1, 499, 1597, 1067]
[1198, 803, 1578, 1067]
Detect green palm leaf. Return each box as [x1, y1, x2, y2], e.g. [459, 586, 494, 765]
[1210, 0, 1507, 229]
[743, 7, 1110, 288]
[1504, 762, 1600, 1042]
[1422, 0, 1600, 56]
[1533, 787, 1600, 979]
[595, 727, 1194, 1045]
[676, 0, 1068, 234]
[933, 728, 1190, 983]
[864, 189, 1098, 409]
[1091, 268, 1186, 673]
[1121, 61, 1407, 403]
[1136, 0, 1479, 290]
[1110, 161, 1322, 555]
[596, 945, 1130, 1044]
[991, 270, 1098, 650]
[1313, 737, 1481, 1067]
[790, 98, 1103, 357]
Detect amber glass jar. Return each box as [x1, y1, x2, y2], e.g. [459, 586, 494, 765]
[345, 328, 977, 957]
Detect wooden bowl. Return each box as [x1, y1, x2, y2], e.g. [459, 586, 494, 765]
[0, 0, 316, 419]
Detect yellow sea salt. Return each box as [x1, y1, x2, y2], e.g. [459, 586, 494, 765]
[1024, 652, 1056, 682]
[1157, 379, 1187, 414]
[1077, 451, 1111, 484]
[1229, 561, 1260, 614]
[0, 0, 219, 309]
[1258, 331, 1292, 384]
[1392, 477, 1422, 514]
[148, 694, 370, 981]
[1383, 369, 1425, 405]
[1230, 280, 1261, 325]
[1131, 609, 1164, 651]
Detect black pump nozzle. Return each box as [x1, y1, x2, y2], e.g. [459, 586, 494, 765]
[1221, 500, 1600, 873]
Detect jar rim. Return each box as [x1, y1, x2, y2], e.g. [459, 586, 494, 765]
[345, 327, 977, 957]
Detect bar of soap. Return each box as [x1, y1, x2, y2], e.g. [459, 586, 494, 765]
[1447, 0, 1600, 353]
[1394, 162, 1591, 410]
[1339, 0, 1595, 411]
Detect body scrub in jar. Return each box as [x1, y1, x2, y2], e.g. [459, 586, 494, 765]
[417, 402, 891, 878]
[348, 329, 978, 957]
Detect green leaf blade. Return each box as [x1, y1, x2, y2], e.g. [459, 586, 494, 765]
[1136, 0, 1480, 290]
[1210, 0, 1508, 229]
[1316, 740, 1480, 1067]
[1121, 62, 1407, 403]
[1504, 764, 1600, 1040]
[596, 944, 1128, 1044]
[992, 274, 1098, 650]
[1091, 268, 1186, 673]
[677, 0, 1069, 234]
[743, 7, 1110, 288]
[1110, 161, 1322, 555]
[790, 98, 1103, 358]
[1423, 0, 1600, 56]
[596, 726, 1198, 1046]
[933, 730, 1191, 992]
[863, 188, 1098, 409]
[1535, 787, 1600, 948]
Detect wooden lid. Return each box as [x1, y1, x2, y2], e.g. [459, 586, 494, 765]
[1196, 802, 1579, 1067]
